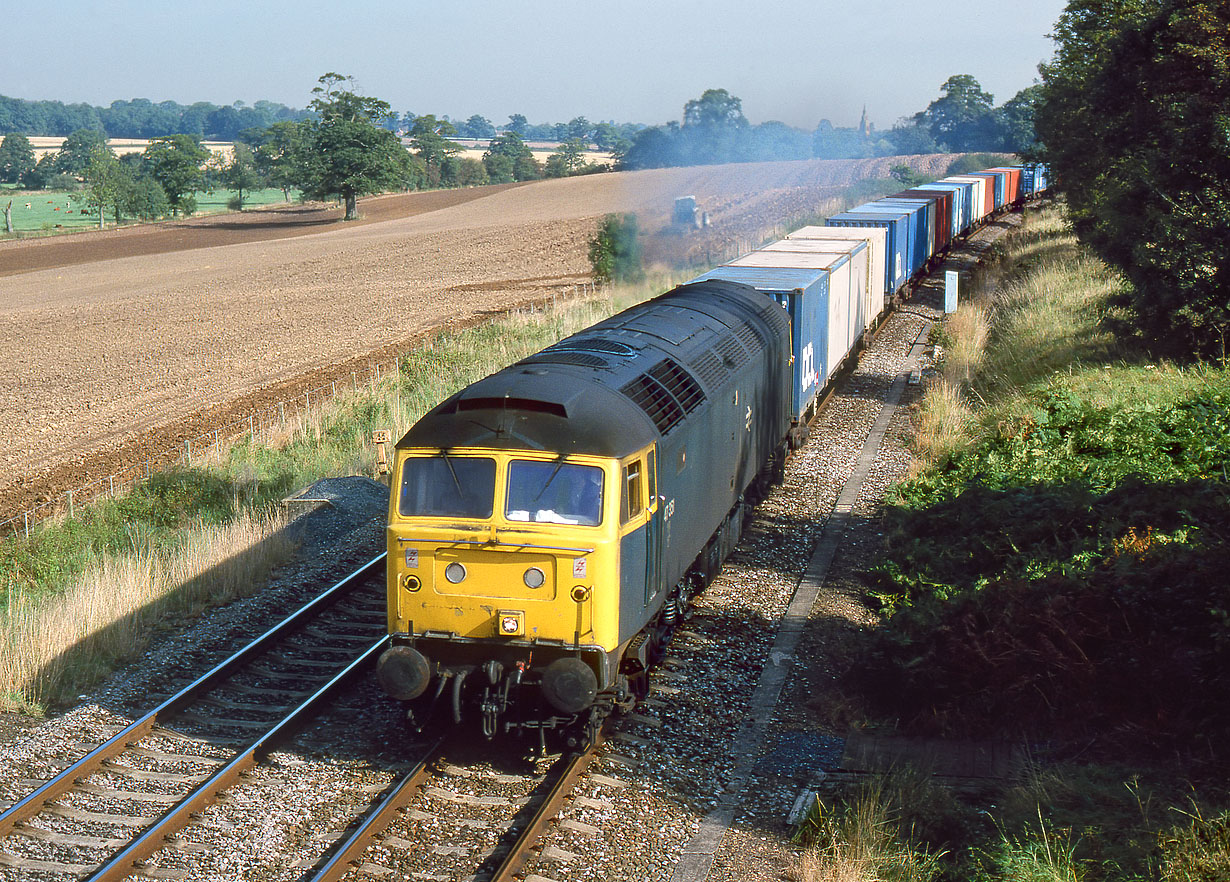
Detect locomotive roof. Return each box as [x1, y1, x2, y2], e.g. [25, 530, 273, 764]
[397, 279, 787, 459]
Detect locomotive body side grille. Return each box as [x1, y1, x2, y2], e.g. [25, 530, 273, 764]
[619, 357, 705, 435]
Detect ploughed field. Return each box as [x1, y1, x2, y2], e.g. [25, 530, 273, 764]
[0, 155, 959, 524]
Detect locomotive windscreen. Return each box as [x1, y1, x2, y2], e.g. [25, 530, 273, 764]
[506, 460, 604, 526]
[399, 455, 496, 519]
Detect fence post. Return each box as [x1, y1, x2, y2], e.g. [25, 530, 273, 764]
[24, 511, 29, 539]
[184, 440, 191, 464]
[280, 402, 285, 424]
[66, 489, 73, 519]
[109, 475, 114, 498]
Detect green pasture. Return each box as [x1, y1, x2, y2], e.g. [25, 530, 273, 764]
[0, 184, 294, 235]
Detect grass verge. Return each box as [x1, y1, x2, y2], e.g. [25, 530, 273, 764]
[812, 203, 1230, 881]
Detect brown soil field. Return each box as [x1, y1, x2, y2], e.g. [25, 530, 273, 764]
[0, 154, 961, 527]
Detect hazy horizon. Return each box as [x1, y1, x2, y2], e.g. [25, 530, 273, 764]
[4, 0, 1066, 131]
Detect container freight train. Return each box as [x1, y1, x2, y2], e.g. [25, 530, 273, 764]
[376, 163, 1049, 746]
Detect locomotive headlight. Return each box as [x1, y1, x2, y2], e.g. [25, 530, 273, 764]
[571, 585, 591, 602]
[444, 562, 467, 584]
[523, 567, 546, 589]
[497, 610, 524, 636]
[401, 573, 421, 592]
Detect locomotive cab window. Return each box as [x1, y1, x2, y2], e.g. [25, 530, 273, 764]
[621, 460, 644, 524]
[506, 460, 604, 526]
[399, 455, 495, 519]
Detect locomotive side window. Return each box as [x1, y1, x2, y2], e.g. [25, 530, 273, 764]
[399, 456, 495, 519]
[622, 460, 644, 523]
[646, 449, 657, 503]
[506, 460, 604, 526]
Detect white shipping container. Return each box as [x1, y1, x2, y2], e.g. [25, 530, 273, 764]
[945, 176, 990, 220]
[779, 226, 888, 326]
[763, 239, 874, 333]
[727, 248, 864, 379]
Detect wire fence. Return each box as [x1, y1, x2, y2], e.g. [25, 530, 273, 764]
[2, 280, 607, 541]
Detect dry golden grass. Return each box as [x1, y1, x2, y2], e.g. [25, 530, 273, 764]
[1, 508, 294, 711]
[911, 206, 1121, 470]
[791, 773, 945, 882]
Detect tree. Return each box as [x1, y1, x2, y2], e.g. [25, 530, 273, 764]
[914, 74, 996, 151]
[566, 116, 592, 142]
[1034, 0, 1230, 357]
[590, 122, 631, 155]
[994, 85, 1044, 153]
[0, 133, 35, 183]
[506, 114, 529, 136]
[452, 157, 489, 187]
[682, 88, 750, 164]
[54, 128, 108, 176]
[143, 134, 210, 215]
[683, 88, 747, 130]
[459, 114, 495, 139]
[222, 142, 264, 209]
[20, 153, 57, 189]
[123, 176, 170, 220]
[545, 138, 590, 177]
[252, 121, 303, 201]
[83, 145, 128, 228]
[484, 130, 540, 181]
[587, 214, 642, 284]
[408, 114, 461, 185]
[880, 120, 942, 156]
[296, 72, 407, 220]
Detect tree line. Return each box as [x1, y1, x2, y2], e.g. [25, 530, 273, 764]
[0, 95, 307, 142]
[0, 74, 622, 226]
[1032, 0, 1229, 360]
[616, 78, 1039, 170]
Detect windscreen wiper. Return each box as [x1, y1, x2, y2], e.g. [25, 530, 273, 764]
[531, 455, 567, 505]
[440, 449, 464, 495]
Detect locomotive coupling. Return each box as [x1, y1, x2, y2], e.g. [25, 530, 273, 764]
[377, 645, 432, 700]
[540, 657, 599, 714]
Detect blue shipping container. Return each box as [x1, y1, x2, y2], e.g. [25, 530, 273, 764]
[880, 195, 934, 258]
[853, 202, 929, 275]
[687, 265, 832, 424]
[826, 209, 910, 292]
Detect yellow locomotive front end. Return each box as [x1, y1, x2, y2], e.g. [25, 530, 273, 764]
[378, 445, 637, 741]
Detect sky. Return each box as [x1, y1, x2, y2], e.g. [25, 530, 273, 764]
[4, 0, 1068, 130]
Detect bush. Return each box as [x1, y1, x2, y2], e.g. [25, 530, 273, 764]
[858, 377, 1230, 754]
[587, 213, 643, 284]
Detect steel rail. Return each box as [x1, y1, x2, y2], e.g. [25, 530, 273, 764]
[304, 739, 444, 882]
[84, 636, 390, 882]
[488, 741, 602, 882]
[0, 552, 386, 838]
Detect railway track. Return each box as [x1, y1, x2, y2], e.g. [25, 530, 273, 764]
[304, 734, 607, 882]
[0, 555, 389, 881]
